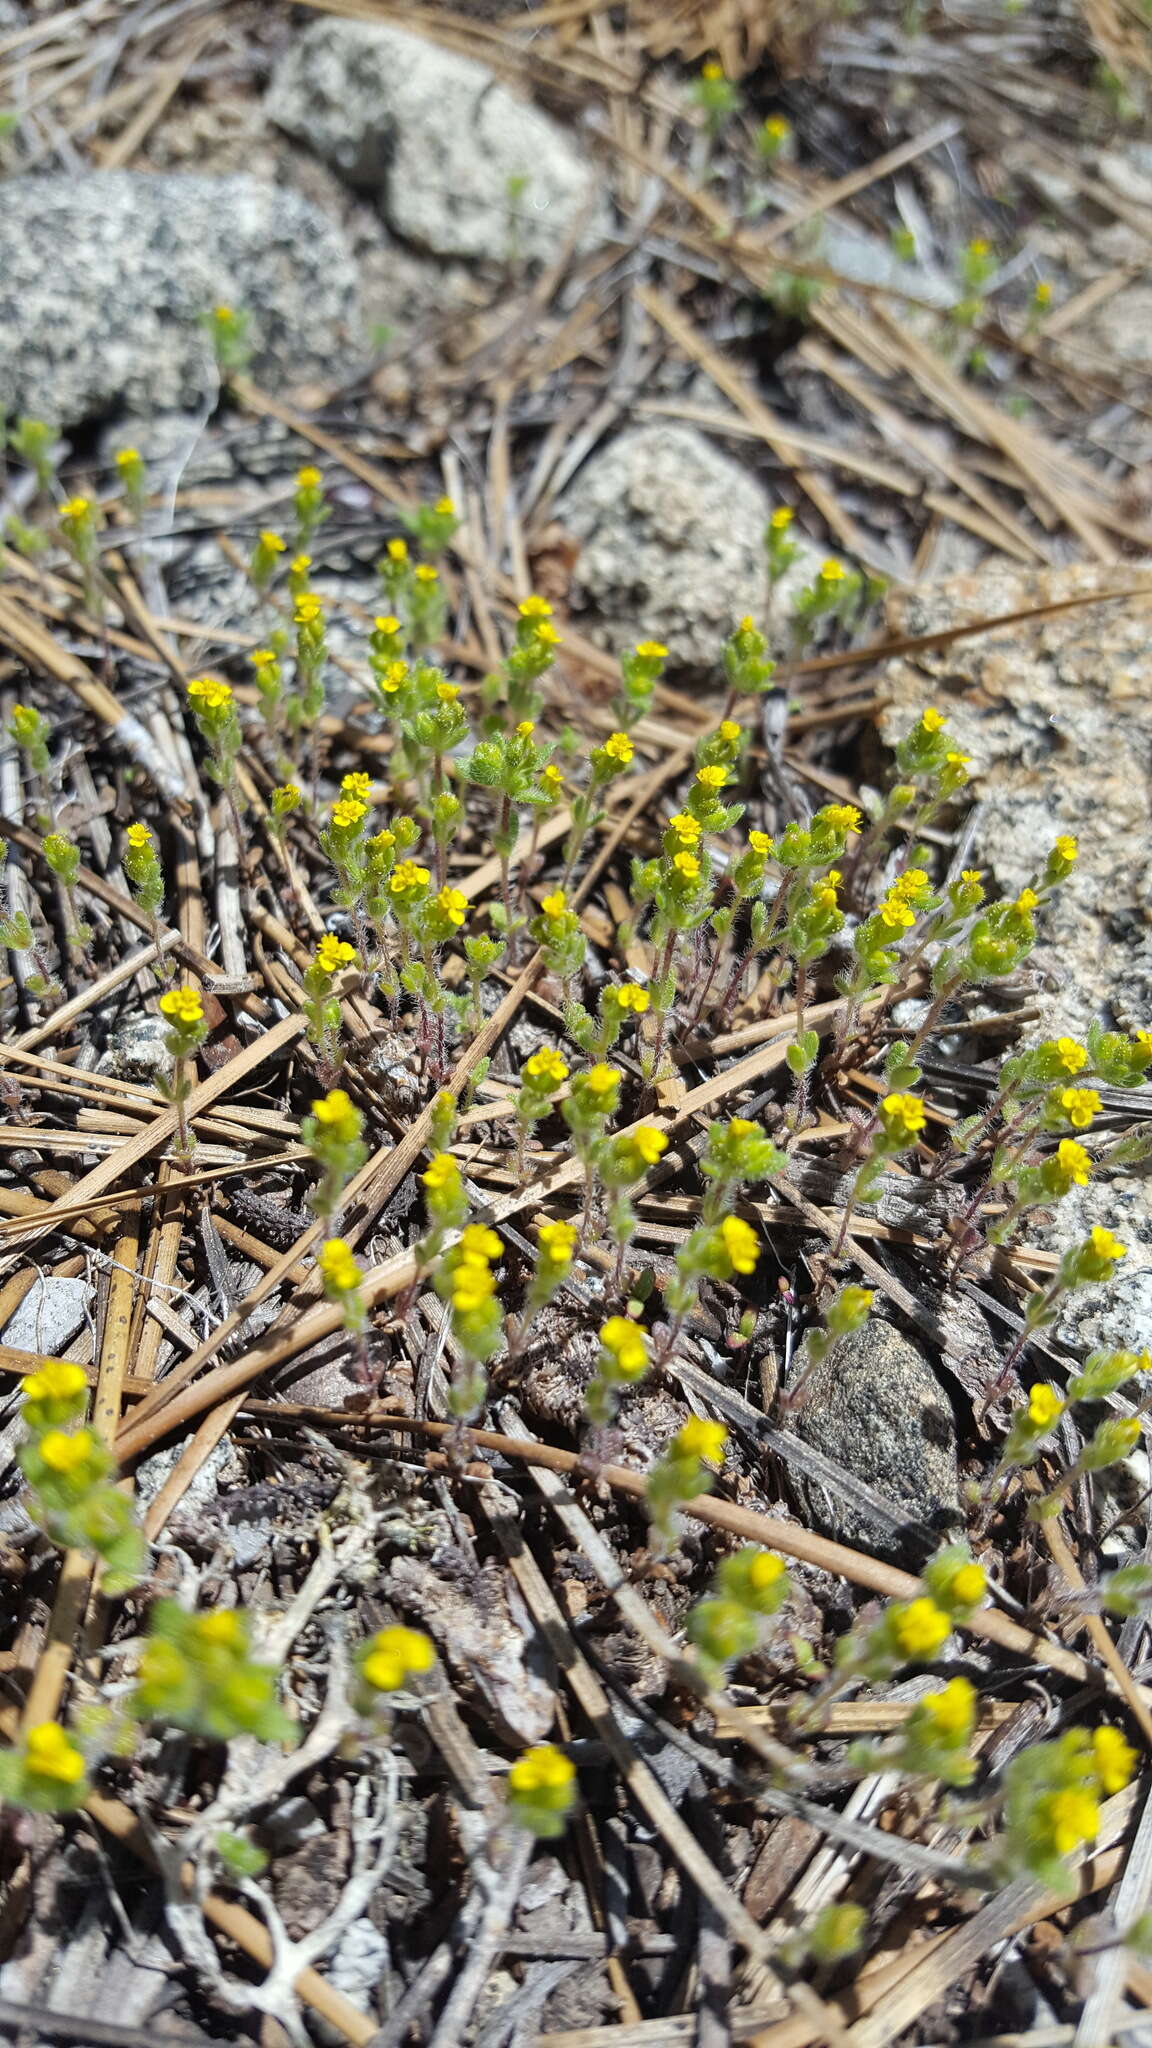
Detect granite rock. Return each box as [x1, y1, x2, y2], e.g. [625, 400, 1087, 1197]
[267, 20, 606, 267]
[0, 172, 362, 427]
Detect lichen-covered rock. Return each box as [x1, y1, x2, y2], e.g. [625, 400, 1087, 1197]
[0, 173, 362, 426]
[789, 1320, 960, 1558]
[267, 20, 606, 267]
[560, 423, 819, 670]
[878, 560, 1152, 1040]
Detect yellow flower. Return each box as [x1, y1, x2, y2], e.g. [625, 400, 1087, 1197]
[535, 621, 561, 646]
[115, 447, 140, 470]
[1054, 1037, 1088, 1074]
[890, 1597, 950, 1659]
[877, 895, 916, 933]
[341, 772, 372, 802]
[947, 1563, 988, 1609]
[770, 505, 794, 530]
[459, 1223, 503, 1264]
[508, 1742, 575, 1796]
[614, 984, 649, 1014]
[187, 675, 233, 711]
[811, 874, 841, 914]
[1034, 280, 1052, 307]
[297, 466, 322, 489]
[739, 615, 755, 633]
[919, 1677, 976, 1739]
[632, 1126, 668, 1167]
[702, 59, 724, 79]
[1055, 1139, 1091, 1186]
[604, 732, 633, 766]
[159, 987, 204, 1026]
[24, 1722, 86, 1786]
[921, 707, 945, 732]
[519, 595, 553, 619]
[516, 719, 536, 739]
[59, 495, 91, 522]
[1089, 1225, 1127, 1263]
[583, 1063, 621, 1099]
[362, 1625, 435, 1693]
[540, 890, 567, 918]
[314, 935, 357, 976]
[635, 639, 668, 659]
[389, 860, 431, 896]
[524, 1046, 569, 1089]
[319, 1238, 362, 1293]
[540, 764, 563, 795]
[1092, 1725, 1137, 1795]
[194, 1610, 247, 1650]
[1059, 1087, 1101, 1130]
[331, 798, 367, 830]
[720, 1214, 759, 1275]
[719, 720, 741, 743]
[672, 851, 700, 881]
[747, 1552, 787, 1595]
[436, 682, 459, 703]
[820, 557, 846, 582]
[748, 830, 772, 854]
[20, 1361, 87, 1405]
[38, 1428, 98, 1476]
[675, 1417, 728, 1467]
[294, 593, 324, 625]
[881, 1092, 927, 1140]
[1054, 834, 1078, 864]
[538, 1220, 577, 1264]
[599, 1316, 651, 1379]
[251, 647, 279, 670]
[414, 563, 439, 584]
[452, 1263, 496, 1314]
[667, 812, 702, 845]
[1027, 1383, 1064, 1430]
[422, 1152, 461, 1194]
[436, 887, 468, 928]
[387, 538, 408, 562]
[379, 661, 409, 695]
[258, 529, 286, 554]
[1015, 888, 1040, 915]
[375, 614, 401, 634]
[696, 764, 727, 791]
[1046, 1786, 1100, 1856]
[126, 823, 152, 848]
[290, 553, 311, 578]
[824, 803, 862, 834]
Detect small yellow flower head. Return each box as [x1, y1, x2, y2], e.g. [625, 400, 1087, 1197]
[1055, 1139, 1091, 1186]
[126, 823, 152, 849]
[38, 1427, 98, 1476]
[824, 803, 862, 835]
[318, 1237, 362, 1294]
[1054, 833, 1078, 864]
[635, 639, 668, 659]
[696, 764, 728, 791]
[389, 859, 431, 896]
[296, 466, 322, 489]
[379, 660, 409, 695]
[258, 529, 286, 555]
[1054, 1037, 1088, 1075]
[1027, 1383, 1065, 1431]
[341, 772, 372, 802]
[880, 1092, 927, 1143]
[540, 889, 567, 918]
[24, 1722, 86, 1787]
[414, 563, 439, 584]
[675, 1417, 728, 1467]
[584, 1063, 622, 1101]
[1059, 1086, 1101, 1130]
[720, 1214, 760, 1275]
[516, 719, 536, 739]
[422, 1151, 462, 1195]
[604, 731, 633, 766]
[599, 1315, 651, 1380]
[294, 592, 324, 626]
[612, 983, 649, 1015]
[819, 557, 846, 583]
[811, 873, 841, 915]
[667, 812, 702, 846]
[387, 537, 408, 563]
[314, 934, 357, 976]
[524, 1046, 569, 1089]
[702, 59, 725, 79]
[890, 1597, 950, 1660]
[538, 1220, 577, 1266]
[919, 1676, 977, 1740]
[1034, 280, 1052, 307]
[375, 614, 401, 635]
[159, 987, 204, 1026]
[719, 720, 741, 743]
[436, 886, 468, 928]
[947, 1563, 988, 1610]
[672, 851, 701, 881]
[452, 1263, 497, 1314]
[462, 1222, 505, 1265]
[1015, 887, 1040, 915]
[508, 1741, 576, 1799]
[1092, 1725, 1137, 1795]
[748, 830, 772, 854]
[1046, 1786, 1100, 1856]
[331, 798, 367, 830]
[436, 681, 459, 703]
[59, 495, 91, 522]
[770, 505, 794, 530]
[1090, 1225, 1127, 1263]
[519, 594, 553, 619]
[632, 1126, 668, 1167]
[187, 675, 233, 712]
[22, 1361, 85, 1405]
[311, 1087, 358, 1130]
[435, 495, 455, 517]
[540, 764, 563, 796]
[921, 707, 946, 733]
[361, 1625, 436, 1693]
[194, 1609, 247, 1651]
[115, 446, 141, 471]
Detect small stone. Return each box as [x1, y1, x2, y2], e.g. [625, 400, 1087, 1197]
[0, 172, 362, 427]
[99, 1014, 172, 1082]
[560, 423, 819, 670]
[267, 21, 606, 268]
[788, 1320, 960, 1559]
[3, 1276, 92, 1358]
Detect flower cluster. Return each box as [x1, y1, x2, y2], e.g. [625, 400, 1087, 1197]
[686, 1546, 791, 1686]
[17, 1362, 144, 1592]
[132, 1601, 293, 1743]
